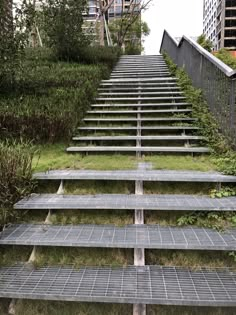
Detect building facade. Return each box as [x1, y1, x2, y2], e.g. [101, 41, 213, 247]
[203, 0, 218, 50]
[216, 0, 236, 50]
[203, 0, 236, 50]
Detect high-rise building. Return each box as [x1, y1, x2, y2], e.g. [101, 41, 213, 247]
[216, 0, 236, 50]
[203, 0, 218, 50]
[203, 0, 236, 51]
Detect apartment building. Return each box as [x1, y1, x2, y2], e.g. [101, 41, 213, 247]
[203, 0, 236, 50]
[203, 0, 218, 50]
[217, 0, 236, 50]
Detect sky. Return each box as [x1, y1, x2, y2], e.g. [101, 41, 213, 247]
[142, 0, 204, 55]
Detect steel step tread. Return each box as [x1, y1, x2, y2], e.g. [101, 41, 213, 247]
[14, 193, 236, 211]
[1, 264, 236, 306]
[33, 169, 236, 183]
[1, 223, 236, 250]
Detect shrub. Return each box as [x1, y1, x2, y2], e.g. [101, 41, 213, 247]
[0, 141, 36, 229]
[40, 0, 88, 61]
[78, 46, 121, 68]
[0, 50, 110, 142]
[215, 49, 236, 69]
[163, 53, 236, 176]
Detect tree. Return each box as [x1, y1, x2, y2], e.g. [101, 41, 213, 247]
[40, 0, 87, 60]
[114, 0, 152, 49]
[0, 0, 34, 89]
[98, 0, 115, 46]
[197, 34, 213, 52]
[110, 19, 150, 54]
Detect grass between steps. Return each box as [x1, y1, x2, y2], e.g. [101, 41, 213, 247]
[13, 301, 236, 315]
[33, 143, 216, 172]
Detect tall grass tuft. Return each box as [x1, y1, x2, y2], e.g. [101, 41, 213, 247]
[0, 140, 36, 229]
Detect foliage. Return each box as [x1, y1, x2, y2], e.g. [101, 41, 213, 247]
[0, 0, 34, 90]
[163, 53, 236, 176]
[78, 46, 120, 67]
[110, 19, 150, 54]
[0, 140, 36, 228]
[0, 49, 109, 142]
[197, 34, 213, 52]
[210, 187, 236, 198]
[39, 0, 88, 61]
[215, 48, 236, 69]
[177, 211, 236, 231]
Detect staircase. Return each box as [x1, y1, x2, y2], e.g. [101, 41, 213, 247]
[67, 55, 209, 154]
[1, 55, 236, 314]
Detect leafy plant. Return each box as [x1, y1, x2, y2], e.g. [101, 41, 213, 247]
[197, 34, 213, 52]
[210, 187, 236, 198]
[0, 0, 34, 90]
[215, 49, 236, 70]
[39, 0, 87, 61]
[0, 140, 36, 228]
[163, 53, 236, 176]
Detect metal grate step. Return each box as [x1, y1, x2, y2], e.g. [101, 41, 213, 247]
[1, 264, 236, 306]
[1, 224, 236, 250]
[72, 136, 204, 141]
[66, 146, 209, 153]
[33, 170, 236, 183]
[14, 193, 236, 211]
[87, 109, 192, 114]
[78, 126, 199, 131]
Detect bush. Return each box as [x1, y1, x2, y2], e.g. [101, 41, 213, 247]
[40, 0, 88, 61]
[215, 49, 236, 69]
[163, 53, 236, 176]
[78, 46, 121, 68]
[0, 49, 110, 142]
[0, 141, 36, 229]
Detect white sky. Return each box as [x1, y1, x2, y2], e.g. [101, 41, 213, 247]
[142, 0, 204, 55]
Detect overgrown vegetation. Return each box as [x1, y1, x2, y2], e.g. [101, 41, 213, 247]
[164, 53, 236, 176]
[0, 0, 34, 90]
[0, 141, 36, 229]
[197, 34, 213, 52]
[39, 0, 87, 61]
[215, 48, 236, 69]
[163, 53, 236, 230]
[0, 49, 110, 142]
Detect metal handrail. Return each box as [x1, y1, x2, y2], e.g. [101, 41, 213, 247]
[160, 30, 236, 147]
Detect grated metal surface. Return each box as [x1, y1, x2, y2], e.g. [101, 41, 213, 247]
[87, 109, 192, 114]
[91, 103, 191, 107]
[78, 126, 199, 131]
[66, 146, 209, 153]
[72, 136, 203, 141]
[96, 97, 186, 101]
[33, 170, 236, 183]
[83, 118, 196, 122]
[0, 264, 236, 306]
[1, 224, 236, 250]
[14, 194, 236, 211]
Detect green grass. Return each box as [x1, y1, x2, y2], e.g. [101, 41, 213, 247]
[13, 301, 236, 315]
[146, 249, 236, 269]
[34, 247, 133, 268]
[50, 210, 134, 226]
[144, 155, 216, 171]
[0, 246, 32, 266]
[33, 144, 217, 173]
[148, 306, 236, 315]
[33, 144, 136, 172]
[15, 301, 132, 315]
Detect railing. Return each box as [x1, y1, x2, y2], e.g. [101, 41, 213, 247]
[160, 30, 236, 147]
